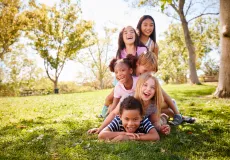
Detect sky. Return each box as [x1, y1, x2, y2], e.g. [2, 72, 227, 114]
[34, 0, 171, 82]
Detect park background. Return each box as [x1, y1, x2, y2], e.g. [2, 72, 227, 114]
[0, 0, 230, 159]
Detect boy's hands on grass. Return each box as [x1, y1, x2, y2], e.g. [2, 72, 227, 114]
[111, 133, 144, 141]
[160, 125, 170, 135]
[87, 128, 99, 134]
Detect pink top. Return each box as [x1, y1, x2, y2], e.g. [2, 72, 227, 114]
[114, 76, 138, 98]
[120, 46, 147, 59]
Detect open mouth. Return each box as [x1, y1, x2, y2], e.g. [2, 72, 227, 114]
[143, 92, 151, 98]
[126, 37, 133, 40]
[126, 127, 136, 133]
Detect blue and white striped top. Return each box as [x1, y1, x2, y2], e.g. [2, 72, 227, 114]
[107, 115, 154, 133]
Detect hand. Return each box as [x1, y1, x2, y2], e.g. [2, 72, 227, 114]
[87, 128, 99, 134]
[160, 125, 171, 135]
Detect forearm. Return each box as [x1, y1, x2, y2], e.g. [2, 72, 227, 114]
[98, 131, 125, 140]
[98, 112, 116, 133]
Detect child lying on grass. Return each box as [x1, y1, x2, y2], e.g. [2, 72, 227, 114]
[98, 96, 160, 142]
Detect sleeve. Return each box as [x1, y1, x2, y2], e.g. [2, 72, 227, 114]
[137, 47, 147, 56]
[114, 83, 121, 98]
[107, 116, 120, 132]
[142, 118, 154, 133]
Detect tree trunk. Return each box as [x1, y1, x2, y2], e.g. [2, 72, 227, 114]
[180, 16, 201, 84]
[214, 0, 230, 98]
[54, 79, 59, 94]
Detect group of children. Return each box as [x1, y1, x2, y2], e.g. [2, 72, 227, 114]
[87, 15, 194, 142]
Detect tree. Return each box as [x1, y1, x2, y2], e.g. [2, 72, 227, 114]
[0, 43, 44, 95]
[127, 0, 219, 84]
[76, 27, 117, 89]
[0, 0, 24, 60]
[158, 17, 219, 84]
[214, 0, 230, 98]
[26, 0, 93, 93]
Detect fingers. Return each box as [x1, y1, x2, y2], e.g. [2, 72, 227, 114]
[87, 128, 99, 134]
[126, 133, 141, 139]
[160, 125, 171, 135]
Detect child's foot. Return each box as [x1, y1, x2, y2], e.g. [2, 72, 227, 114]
[183, 116, 196, 123]
[98, 105, 108, 118]
[169, 114, 183, 125]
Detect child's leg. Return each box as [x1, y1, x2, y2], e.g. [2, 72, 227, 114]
[162, 89, 180, 115]
[104, 89, 114, 107]
[99, 89, 114, 118]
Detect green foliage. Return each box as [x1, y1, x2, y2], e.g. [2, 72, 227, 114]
[76, 27, 117, 89]
[158, 17, 219, 84]
[0, 84, 230, 159]
[0, 0, 24, 59]
[25, 0, 94, 90]
[202, 57, 219, 76]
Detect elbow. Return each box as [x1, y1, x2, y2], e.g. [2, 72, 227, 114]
[98, 132, 105, 140]
[155, 134, 160, 141]
[98, 132, 108, 140]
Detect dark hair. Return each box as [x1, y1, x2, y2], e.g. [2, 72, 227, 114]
[116, 26, 147, 59]
[136, 15, 156, 45]
[109, 54, 138, 72]
[120, 96, 143, 116]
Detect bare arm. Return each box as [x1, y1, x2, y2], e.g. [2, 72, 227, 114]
[97, 102, 120, 133]
[151, 42, 159, 59]
[98, 127, 127, 140]
[138, 128, 160, 141]
[108, 97, 120, 113]
[149, 112, 171, 135]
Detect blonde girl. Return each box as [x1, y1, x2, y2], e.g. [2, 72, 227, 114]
[134, 72, 170, 133]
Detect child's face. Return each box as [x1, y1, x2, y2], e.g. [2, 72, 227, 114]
[140, 78, 156, 101]
[141, 18, 154, 37]
[114, 63, 132, 84]
[135, 64, 153, 76]
[123, 26, 136, 45]
[120, 109, 142, 133]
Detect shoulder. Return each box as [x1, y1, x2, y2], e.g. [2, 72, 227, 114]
[150, 42, 159, 57]
[141, 117, 154, 133]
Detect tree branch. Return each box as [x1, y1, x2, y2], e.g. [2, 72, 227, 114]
[188, 12, 219, 23]
[185, 0, 192, 16]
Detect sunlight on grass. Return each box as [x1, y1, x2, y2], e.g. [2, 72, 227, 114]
[0, 84, 230, 159]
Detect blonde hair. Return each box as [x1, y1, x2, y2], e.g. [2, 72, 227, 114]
[134, 72, 163, 117]
[136, 51, 158, 73]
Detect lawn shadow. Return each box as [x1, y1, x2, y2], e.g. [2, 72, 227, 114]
[0, 118, 99, 159]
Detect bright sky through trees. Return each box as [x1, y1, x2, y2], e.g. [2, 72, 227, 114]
[35, 0, 171, 81]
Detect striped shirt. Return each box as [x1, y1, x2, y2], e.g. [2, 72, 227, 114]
[107, 115, 154, 133]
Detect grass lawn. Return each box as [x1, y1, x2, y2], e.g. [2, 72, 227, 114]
[0, 83, 230, 160]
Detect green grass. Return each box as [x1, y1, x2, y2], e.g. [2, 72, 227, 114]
[0, 83, 230, 160]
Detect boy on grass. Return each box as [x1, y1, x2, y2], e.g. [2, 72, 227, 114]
[98, 96, 160, 141]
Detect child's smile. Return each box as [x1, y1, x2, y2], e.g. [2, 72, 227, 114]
[120, 109, 142, 133]
[141, 78, 156, 101]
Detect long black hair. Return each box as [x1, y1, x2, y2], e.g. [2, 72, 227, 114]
[136, 15, 156, 45]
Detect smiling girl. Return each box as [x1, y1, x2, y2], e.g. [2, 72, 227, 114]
[107, 56, 138, 114]
[136, 15, 159, 58]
